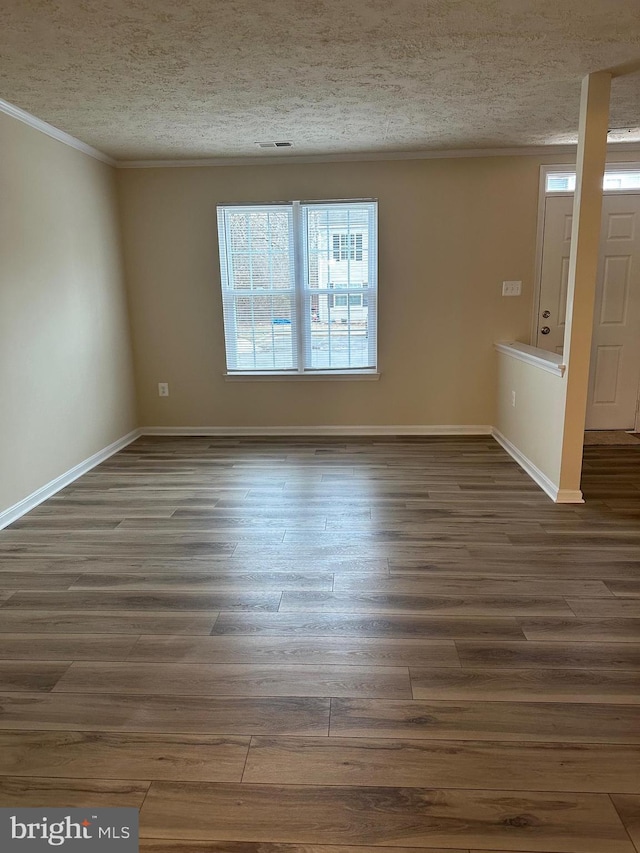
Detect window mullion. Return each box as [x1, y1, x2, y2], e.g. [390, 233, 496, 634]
[368, 203, 377, 368]
[292, 201, 306, 372]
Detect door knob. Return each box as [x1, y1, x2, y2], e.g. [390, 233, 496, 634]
[541, 326, 551, 335]
[542, 310, 551, 318]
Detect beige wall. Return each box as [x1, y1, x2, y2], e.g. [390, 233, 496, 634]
[2, 112, 634, 514]
[118, 155, 567, 428]
[0, 112, 137, 514]
[495, 353, 566, 489]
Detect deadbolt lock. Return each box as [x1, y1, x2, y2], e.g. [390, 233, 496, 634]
[542, 310, 551, 319]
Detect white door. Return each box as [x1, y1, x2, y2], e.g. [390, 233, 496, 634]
[537, 194, 640, 430]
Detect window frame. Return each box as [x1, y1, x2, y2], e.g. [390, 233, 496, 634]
[217, 199, 379, 379]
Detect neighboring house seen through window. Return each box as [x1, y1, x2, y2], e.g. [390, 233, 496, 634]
[332, 232, 363, 262]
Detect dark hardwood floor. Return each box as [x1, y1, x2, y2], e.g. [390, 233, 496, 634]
[0, 435, 640, 852]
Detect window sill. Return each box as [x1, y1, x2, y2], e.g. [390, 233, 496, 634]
[224, 371, 380, 382]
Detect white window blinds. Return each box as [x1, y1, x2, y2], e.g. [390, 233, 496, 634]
[217, 200, 378, 374]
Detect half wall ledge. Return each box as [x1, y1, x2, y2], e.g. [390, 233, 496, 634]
[494, 341, 566, 377]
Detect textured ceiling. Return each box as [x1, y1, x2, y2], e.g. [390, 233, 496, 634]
[0, 0, 639, 161]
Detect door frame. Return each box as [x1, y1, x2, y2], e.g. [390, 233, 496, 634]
[532, 162, 640, 431]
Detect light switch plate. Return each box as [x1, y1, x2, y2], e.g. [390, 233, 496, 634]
[502, 280, 522, 296]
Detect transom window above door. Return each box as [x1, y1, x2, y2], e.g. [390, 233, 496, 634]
[216, 200, 378, 376]
[545, 170, 640, 193]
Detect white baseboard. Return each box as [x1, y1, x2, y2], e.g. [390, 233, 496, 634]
[140, 425, 493, 437]
[0, 429, 142, 530]
[1, 424, 586, 529]
[491, 428, 584, 504]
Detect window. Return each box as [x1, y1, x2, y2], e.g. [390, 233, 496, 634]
[216, 200, 377, 374]
[332, 233, 363, 261]
[545, 169, 640, 193]
[333, 294, 363, 307]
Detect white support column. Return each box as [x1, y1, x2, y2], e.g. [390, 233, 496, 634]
[557, 71, 612, 501]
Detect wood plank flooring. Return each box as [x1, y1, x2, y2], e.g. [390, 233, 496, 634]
[1, 435, 640, 852]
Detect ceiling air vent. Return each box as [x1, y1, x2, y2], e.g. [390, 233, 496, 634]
[255, 141, 293, 149]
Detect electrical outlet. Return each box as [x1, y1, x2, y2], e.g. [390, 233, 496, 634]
[502, 280, 522, 296]
[511, 390, 516, 408]
[158, 383, 169, 397]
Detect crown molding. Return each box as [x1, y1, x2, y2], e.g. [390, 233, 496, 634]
[115, 142, 640, 169]
[0, 98, 116, 166]
[116, 145, 580, 169]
